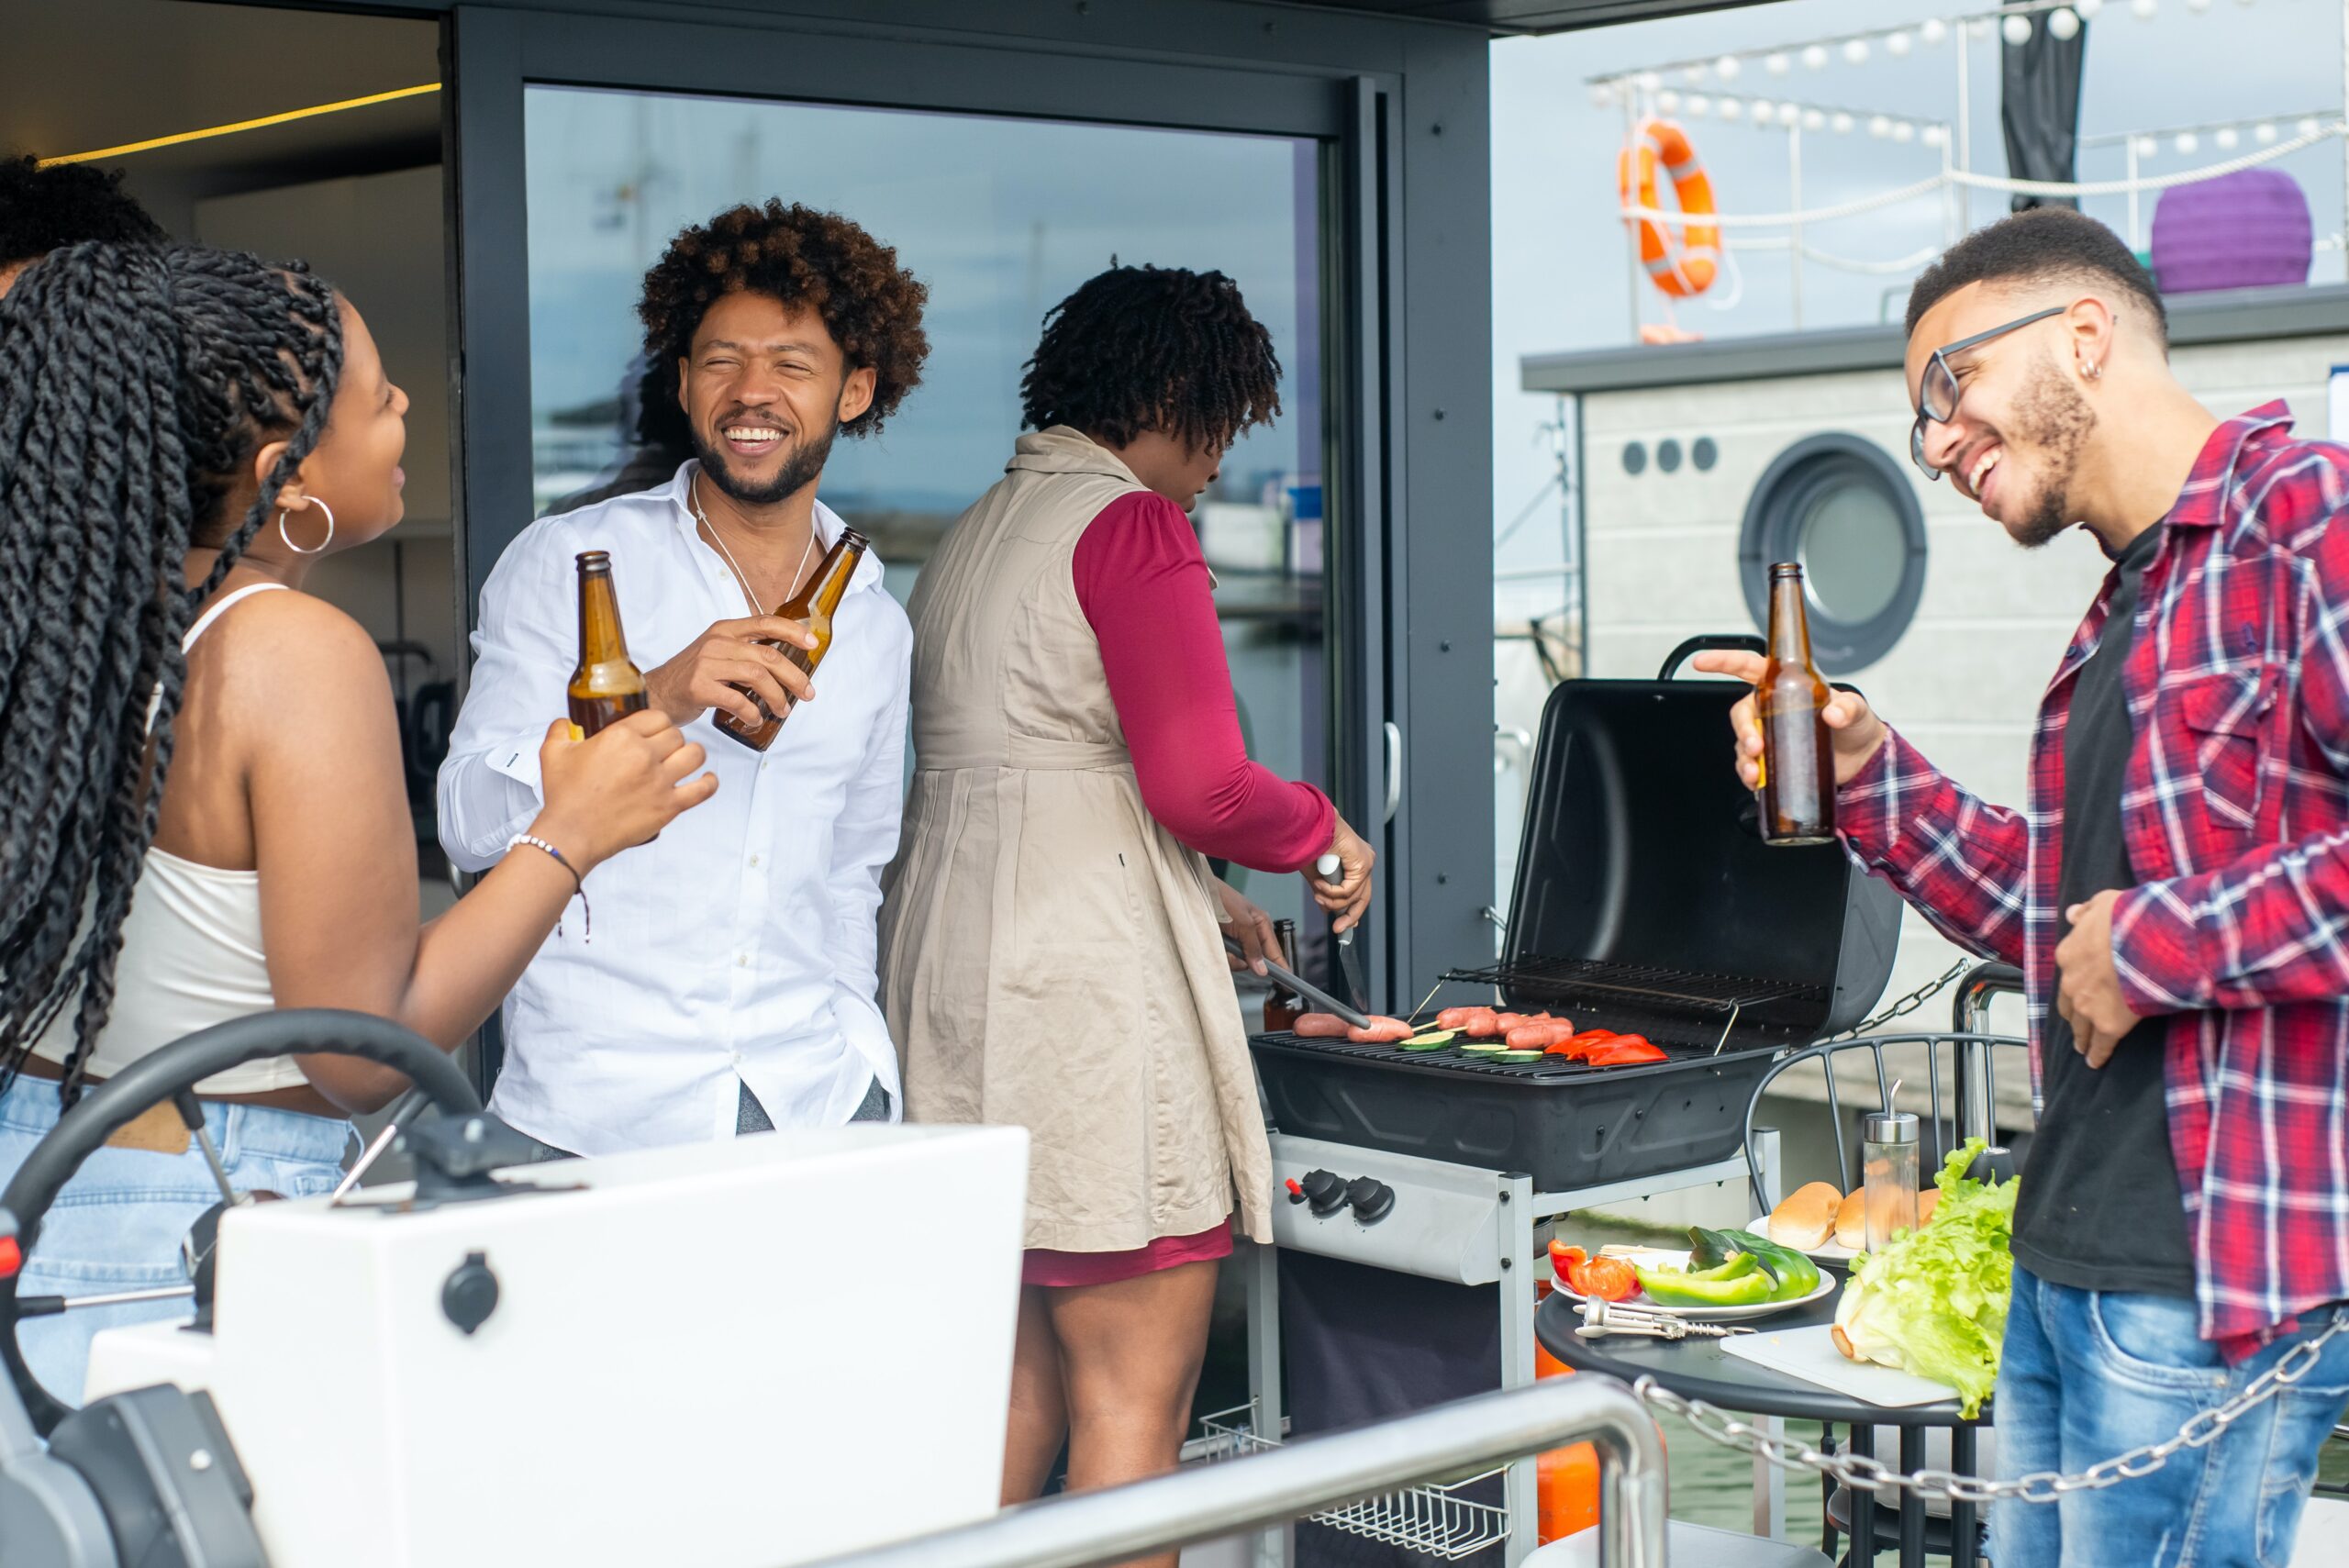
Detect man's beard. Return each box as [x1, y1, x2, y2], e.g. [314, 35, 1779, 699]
[2002, 354, 2097, 550]
[691, 415, 841, 506]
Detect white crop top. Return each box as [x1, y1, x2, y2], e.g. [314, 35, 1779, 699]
[30, 584, 297, 1095]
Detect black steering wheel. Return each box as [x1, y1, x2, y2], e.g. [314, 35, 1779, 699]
[0, 1010, 481, 1435]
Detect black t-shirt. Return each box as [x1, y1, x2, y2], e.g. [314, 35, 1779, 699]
[2009, 524, 2197, 1297]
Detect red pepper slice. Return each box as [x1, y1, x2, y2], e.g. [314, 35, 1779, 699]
[1587, 1039, 1668, 1066]
[1548, 1240, 1637, 1300]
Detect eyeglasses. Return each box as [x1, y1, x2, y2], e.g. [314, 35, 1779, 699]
[1909, 306, 2065, 480]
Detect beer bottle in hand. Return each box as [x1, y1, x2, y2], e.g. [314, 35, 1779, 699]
[1757, 562, 1837, 845]
[568, 550, 650, 739]
[715, 528, 870, 752]
[1262, 918, 1304, 1032]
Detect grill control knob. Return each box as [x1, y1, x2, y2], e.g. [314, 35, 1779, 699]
[1345, 1177, 1396, 1225]
[1300, 1169, 1348, 1217]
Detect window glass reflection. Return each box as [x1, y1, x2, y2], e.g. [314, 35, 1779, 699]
[522, 85, 1329, 960]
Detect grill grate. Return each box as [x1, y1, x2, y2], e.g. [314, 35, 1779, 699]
[1250, 1031, 1742, 1074]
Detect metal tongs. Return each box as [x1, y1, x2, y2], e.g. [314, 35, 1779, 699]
[1225, 936, 1373, 1031]
[1574, 1297, 1755, 1340]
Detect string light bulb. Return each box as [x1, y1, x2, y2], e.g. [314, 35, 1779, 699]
[2300, 117, 2323, 139]
[1656, 88, 1681, 112]
[2214, 126, 2239, 150]
[1749, 100, 1774, 126]
[2002, 13, 2034, 43]
[1591, 82, 1618, 109]
[1766, 52, 1791, 75]
[1684, 64, 1709, 83]
[2134, 135, 2159, 157]
[1868, 114, 1892, 139]
[2254, 121, 2278, 144]
[1803, 43, 1831, 70]
[2048, 7, 2083, 40]
[1803, 107, 1827, 131]
[1921, 123, 1949, 148]
[1892, 120, 1917, 143]
[1715, 54, 1742, 81]
[1686, 94, 1711, 117]
[1921, 17, 1950, 44]
[1719, 97, 1743, 121]
[1887, 29, 1913, 56]
[2076, 0, 2105, 15]
[1844, 38, 1871, 64]
[1831, 111, 1855, 134]
[2175, 130, 2199, 153]
[2131, 0, 2157, 16]
[1638, 71, 1664, 92]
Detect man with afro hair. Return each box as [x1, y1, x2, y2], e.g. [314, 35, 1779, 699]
[440, 200, 930, 1155]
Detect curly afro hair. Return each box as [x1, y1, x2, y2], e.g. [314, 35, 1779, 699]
[637, 200, 929, 437]
[1020, 265, 1281, 452]
[1, 154, 165, 269]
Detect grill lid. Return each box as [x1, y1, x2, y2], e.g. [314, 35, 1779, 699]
[1480, 665, 1901, 1051]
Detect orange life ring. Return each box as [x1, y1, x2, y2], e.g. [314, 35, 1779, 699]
[1618, 118, 1720, 299]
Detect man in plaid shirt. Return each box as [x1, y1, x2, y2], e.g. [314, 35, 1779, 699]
[1701, 208, 2349, 1567]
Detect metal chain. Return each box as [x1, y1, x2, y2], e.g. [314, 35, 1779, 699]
[1829, 959, 1970, 1042]
[1631, 1313, 2349, 1505]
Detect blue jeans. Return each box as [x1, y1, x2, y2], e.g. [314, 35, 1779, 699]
[0, 1073, 352, 1403]
[1993, 1263, 2349, 1568]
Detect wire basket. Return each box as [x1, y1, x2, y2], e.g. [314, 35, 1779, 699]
[1194, 1405, 1512, 1562]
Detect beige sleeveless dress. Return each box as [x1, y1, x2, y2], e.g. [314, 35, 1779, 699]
[879, 428, 1274, 1251]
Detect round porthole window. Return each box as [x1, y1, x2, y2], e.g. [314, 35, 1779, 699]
[1738, 433, 1927, 673]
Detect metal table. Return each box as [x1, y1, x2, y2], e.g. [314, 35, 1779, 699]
[1533, 1282, 1990, 1568]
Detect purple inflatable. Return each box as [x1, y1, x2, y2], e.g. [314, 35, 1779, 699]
[2151, 169, 2312, 294]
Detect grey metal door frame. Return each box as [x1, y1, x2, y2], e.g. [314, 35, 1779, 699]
[441, 1, 1492, 1018]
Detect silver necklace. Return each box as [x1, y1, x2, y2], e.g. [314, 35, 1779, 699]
[692, 474, 817, 614]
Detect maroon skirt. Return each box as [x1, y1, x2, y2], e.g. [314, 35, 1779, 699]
[1021, 1216, 1235, 1287]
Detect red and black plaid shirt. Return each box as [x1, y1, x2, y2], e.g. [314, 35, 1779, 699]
[1839, 404, 2349, 1352]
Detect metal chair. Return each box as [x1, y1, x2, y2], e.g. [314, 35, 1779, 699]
[1737, 964, 2034, 1564]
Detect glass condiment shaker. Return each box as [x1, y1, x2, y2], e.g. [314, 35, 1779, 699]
[1862, 1106, 1920, 1253]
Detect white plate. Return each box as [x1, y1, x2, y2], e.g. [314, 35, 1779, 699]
[1556, 1246, 1837, 1322]
[1754, 1214, 1860, 1263]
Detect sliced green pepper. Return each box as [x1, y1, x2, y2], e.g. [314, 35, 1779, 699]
[1632, 1263, 1775, 1308]
[1686, 1226, 1743, 1273]
[1721, 1228, 1823, 1302]
[1683, 1251, 1759, 1284]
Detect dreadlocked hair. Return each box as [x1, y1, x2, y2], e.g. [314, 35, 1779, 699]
[1020, 265, 1282, 452]
[0, 241, 342, 1106]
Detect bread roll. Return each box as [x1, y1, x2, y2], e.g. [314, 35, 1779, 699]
[1835, 1187, 1866, 1250]
[1770, 1181, 1842, 1250]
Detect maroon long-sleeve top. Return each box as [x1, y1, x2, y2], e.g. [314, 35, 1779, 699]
[1070, 491, 1335, 874]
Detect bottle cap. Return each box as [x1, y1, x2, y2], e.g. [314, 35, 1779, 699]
[1861, 1108, 1919, 1145]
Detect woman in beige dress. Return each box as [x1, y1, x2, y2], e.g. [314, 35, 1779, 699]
[881, 265, 1375, 1540]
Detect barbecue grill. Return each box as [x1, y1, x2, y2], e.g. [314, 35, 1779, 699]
[1252, 657, 1904, 1190]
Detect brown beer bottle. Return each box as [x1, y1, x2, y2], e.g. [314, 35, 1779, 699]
[567, 550, 650, 739]
[1756, 562, 1837, 845]
[1262, 918, 1304, 1032]
[714, 528, 870, 752]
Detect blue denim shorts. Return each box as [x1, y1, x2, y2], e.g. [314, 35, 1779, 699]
[0, 1073, 352, 1403]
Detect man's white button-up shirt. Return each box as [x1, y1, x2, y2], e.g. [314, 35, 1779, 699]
[437, 462, 908, 1155]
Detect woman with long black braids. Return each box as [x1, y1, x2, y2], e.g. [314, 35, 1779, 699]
[0, 242, 715, 1396]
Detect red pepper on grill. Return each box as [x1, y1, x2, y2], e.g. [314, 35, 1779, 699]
[1586, 1037, 1668, 1066]
[1547, 1029, 1618, 1060]
[1549, 1241, 1638, 1301]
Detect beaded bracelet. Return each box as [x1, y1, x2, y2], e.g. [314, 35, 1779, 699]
[510, 834, 588, 940]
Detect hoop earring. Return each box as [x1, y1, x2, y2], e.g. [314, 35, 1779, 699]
[277, 497, 335, 555]
[2083, 359, 2102, 381]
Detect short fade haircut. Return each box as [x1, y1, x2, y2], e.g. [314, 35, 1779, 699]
[0, 155, 166, 268]
[1905, 207, 2166, 348]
